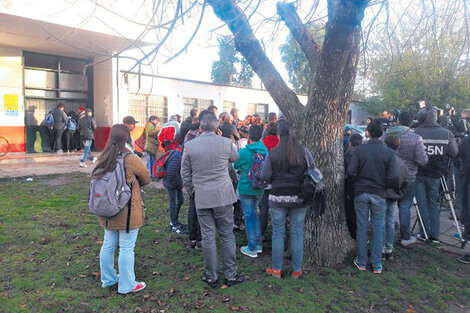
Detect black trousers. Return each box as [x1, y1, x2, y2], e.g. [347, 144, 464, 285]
[51, 128, 64, 151]
[65, 130, 75, 151]
[344, 178, 357, 239]
[259, 189, 270, 237]
[188, 193, 201, 241]
[233, 200, 243, 227]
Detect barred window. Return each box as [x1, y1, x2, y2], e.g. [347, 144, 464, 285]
[183, 97, 213, 119]
[129, 94, 168, 127]
[223, 101, 236, 114]
[247, 103, 268, 121]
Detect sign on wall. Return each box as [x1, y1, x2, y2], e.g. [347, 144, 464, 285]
[4, 94, 19, 116]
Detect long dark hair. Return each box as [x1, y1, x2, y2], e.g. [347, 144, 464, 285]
[269, 121, 304, 172]
[92, 124, 131, 177]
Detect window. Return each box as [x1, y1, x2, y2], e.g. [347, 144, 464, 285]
[183, 97, 213, 118]
[223, 101, 236, 114]
[247, 103, 269, 121]
[129, 94, 168, 127]
[23, 52, 90, 126]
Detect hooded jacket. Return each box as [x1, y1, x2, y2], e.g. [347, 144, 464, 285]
[386, 126, 428, 180]
[234, 140, 268, 196]
[414, 112, 458, 178]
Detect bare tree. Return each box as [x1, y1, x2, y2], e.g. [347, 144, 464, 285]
[206, 0, 369, 266]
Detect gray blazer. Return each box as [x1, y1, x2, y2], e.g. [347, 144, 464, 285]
[181, 131, 239, 209]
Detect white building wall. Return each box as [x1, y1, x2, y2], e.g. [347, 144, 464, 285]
[0, 46, 24, 127]
[93, 56, 114, 127]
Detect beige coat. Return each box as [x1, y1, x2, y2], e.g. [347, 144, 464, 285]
[99, 152, 151, 230]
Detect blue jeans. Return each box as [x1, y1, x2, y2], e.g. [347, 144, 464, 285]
[398, 180, 415, 241]
[146, 153, 156, 176]
[239, 194, 262, 251]
[415, 176, 441, 239]
[270, 205, 307, 272]
[80, 140, 94, 162]
[166, 187, 184, 226]
[99, 228, 139, 294]
[384, 200, 397, 251]
[354, 193, 386, 266]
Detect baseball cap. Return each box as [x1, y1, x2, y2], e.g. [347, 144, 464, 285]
[123, 116, 138, 124]
[78, 106, 86, 112]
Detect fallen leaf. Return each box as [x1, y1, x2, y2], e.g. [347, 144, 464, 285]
[220, 285, 228, 289]
[96, 240, 103, 245]
[298, 288, 304, 294]
[169, 288, 174, 296]
[184, 277, 190, 281]
[222, 297, 231, 303]
[210, 305, 215, 309]
[154, 229, 160, 233]
[135, 307, 142, 312]
[405, 304, 417, 313]
[79, 274, 87, 278]
[349, 290, 354, 294]
[150, 296, 158, 301]
[92, 272, 100, 279]
[51, 283, 55, 288]
[231, 307, 240, 311]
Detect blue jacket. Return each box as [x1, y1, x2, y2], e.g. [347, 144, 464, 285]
[163, 149, 183, 189]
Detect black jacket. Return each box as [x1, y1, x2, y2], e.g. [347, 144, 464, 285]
[415, 120, 458, 178]
[459, 134, 470, 178]
[386, 155, 410, 200]
[347, 139, 400, 199]
[261, 147, 314, 196]
[179, 117, 193, 144]
[78, 116, 97, 140]
[219, 122, 240, 144]
[51, 108, 67, 130]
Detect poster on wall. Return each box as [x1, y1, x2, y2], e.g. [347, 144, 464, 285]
[4, 94, 19, 116]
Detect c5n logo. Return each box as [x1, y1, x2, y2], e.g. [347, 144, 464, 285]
[423, 139, 448, 156]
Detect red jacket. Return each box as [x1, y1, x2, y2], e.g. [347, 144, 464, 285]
[263, 135, 279, 152]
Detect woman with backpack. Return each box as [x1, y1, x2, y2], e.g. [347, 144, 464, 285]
[234, 124, 268, 258]
[78, 109, 97, 168]
[260, 121, 315, 279]
[93, 124, 151, 294]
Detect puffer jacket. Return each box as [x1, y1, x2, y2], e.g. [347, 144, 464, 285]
[386, 126, 428, 180]
[144, 122, 160, 155]
[99, 152, 151, 230]
[163, 148, 183, 189]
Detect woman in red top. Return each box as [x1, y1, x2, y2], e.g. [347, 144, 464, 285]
[263, 122, 280, 151]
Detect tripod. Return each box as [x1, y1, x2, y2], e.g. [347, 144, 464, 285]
[411, 176, 466, 248]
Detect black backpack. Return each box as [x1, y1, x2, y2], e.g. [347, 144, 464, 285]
[300, 150, 326, 218]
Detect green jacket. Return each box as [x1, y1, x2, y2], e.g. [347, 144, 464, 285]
[144, 122, 160, 155]
[234, 140, 268, 195]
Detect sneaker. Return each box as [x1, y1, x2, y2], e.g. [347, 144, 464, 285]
[201, 273, 218, 289]
[131, 282, 146, 293]
[233, 223, 245, 231]
[372, 263, 383, 274]
[92, 157, 98, 164]
[266, 267, 281, 278]
[416, 234, 428, 242]
[353, 258, 367, 271]
[225, 273, 245, 287]
[430, 237, 440, 244]
[382, 248, 393, 260]
[256, 245, 262, 253]
[195, 241, 202, 251]
[171, 226, 188, 235]
[291, 270, 302, 279]
[401, 236, 417, 247]
[240, 246, 257, 258]
[177, 222, 188, 229]
[56, 149, 64, 154]
[186, 240, 196, 249]
[457, 253, 470, 264]
[79, 162, 87, 168]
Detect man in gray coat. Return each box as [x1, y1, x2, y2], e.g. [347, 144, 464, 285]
[51, 103, 68, 153]
[181, 113, 244, 288]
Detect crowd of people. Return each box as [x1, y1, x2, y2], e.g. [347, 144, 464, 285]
[88, 104, 470, 294]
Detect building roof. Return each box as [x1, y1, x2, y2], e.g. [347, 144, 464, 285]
[0, 13, 150, 59]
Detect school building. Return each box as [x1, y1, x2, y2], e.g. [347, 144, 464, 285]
[0, 3, 368, 154]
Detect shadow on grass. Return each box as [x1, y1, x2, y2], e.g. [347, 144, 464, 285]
[0, 172, 469, 313]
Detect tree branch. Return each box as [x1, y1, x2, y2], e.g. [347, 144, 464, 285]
[277, 2, 321, 73]
[207, 0, 303, 121]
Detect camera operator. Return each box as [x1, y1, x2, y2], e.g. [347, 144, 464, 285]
[386, 111, 428, 246]
[414, 107, 458, 243]
[457, 109, 470, 264]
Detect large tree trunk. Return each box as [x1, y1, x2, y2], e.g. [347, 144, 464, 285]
[208, 0, 369, 266]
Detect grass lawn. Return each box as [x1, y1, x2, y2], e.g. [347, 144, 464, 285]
[0, 172, 469, 313]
